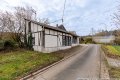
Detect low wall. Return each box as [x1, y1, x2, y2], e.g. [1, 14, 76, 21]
[43, 46, 71, 53]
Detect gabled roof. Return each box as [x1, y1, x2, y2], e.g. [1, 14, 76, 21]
[57, 25, 66, 31]
[25, 19, 79, 37]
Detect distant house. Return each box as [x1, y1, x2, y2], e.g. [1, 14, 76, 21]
[25, 19, 80, 53]
[93, 35, 115, 44]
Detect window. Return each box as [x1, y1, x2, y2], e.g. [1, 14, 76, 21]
[66, 36, 68, 46]
[28, 22, 31, 32]
[68, 36, 71, 46]
[62, 35, 66, 46]
[62, 35, 72, 46]
[73, 37, 77, 44]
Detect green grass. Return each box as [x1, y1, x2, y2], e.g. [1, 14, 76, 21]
[113, 46, 120, 52]
[106, 45, 120, 55]
[102, 45, 120, 58]
[0, 50, 61, 80]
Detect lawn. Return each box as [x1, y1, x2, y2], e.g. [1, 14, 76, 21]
[102, 45, 120, 58]
[0, 50, 62, 80]
[114, 46, 120, 52]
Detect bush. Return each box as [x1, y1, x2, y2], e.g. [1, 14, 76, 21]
[84, 37, 96, 44]
[4, 40, 15, 48]
[0, 40, 18, 51]
[4, 40, 19, 49]
[114, 37, 120, 45]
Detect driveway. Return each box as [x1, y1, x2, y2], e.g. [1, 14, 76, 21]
[27, 44, 101, 80]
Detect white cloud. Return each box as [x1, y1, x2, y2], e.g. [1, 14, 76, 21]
[74, 0, 88, 8]
[4, 0, 21, 6]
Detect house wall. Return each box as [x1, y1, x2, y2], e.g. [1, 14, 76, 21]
[44, 29, 72, 53]
[45, 29, 58, 48]
[58, 32, 62, 47]
[45, 35, 57, 47]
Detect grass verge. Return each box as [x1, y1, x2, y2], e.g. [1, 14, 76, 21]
[102, 45, 120, 78]
[0, 50, 62, 80]
[102, 45, 120, 59]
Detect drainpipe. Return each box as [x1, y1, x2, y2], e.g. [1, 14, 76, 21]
[41, 26, 45, 52]
[24, 19, 27, 48]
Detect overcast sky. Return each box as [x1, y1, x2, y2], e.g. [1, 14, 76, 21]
[0, 0, 119, 36]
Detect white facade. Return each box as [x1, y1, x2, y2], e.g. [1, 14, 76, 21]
[93, 36, 115, 43]
[25, 19, 80, 53]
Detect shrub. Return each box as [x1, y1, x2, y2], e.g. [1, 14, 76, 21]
[4, 40, 15, 47]
[3, 40, 18, 50]
[0, 39, 19, 51]
[114, 37, 120, 45]
[84, 37, 96, 44]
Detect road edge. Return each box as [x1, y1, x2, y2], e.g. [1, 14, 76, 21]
[100, 45, 110, 79]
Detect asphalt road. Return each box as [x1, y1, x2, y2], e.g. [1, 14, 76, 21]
[27, 44, 101, 80]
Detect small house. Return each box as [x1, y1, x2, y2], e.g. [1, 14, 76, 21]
[25, 19, 80, 53]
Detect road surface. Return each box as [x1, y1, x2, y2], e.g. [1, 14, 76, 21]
[27, 44, 101, 80]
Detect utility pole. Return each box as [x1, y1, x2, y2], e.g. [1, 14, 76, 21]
[48, 0, 67, 25]
[91, 28, 94, 36]
[62, 0, 67, 24]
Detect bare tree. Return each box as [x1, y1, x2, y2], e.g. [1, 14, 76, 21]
[0, 11, 15, 40]
[14, 6, 36, 33]
[0, 12, 5, 39]
[95, 30, 107, 36]
[39, 18, 50, 25]
[110, 7, 120, 44]
[112, 5, 120, 36]
[13, 6, 36, 47]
